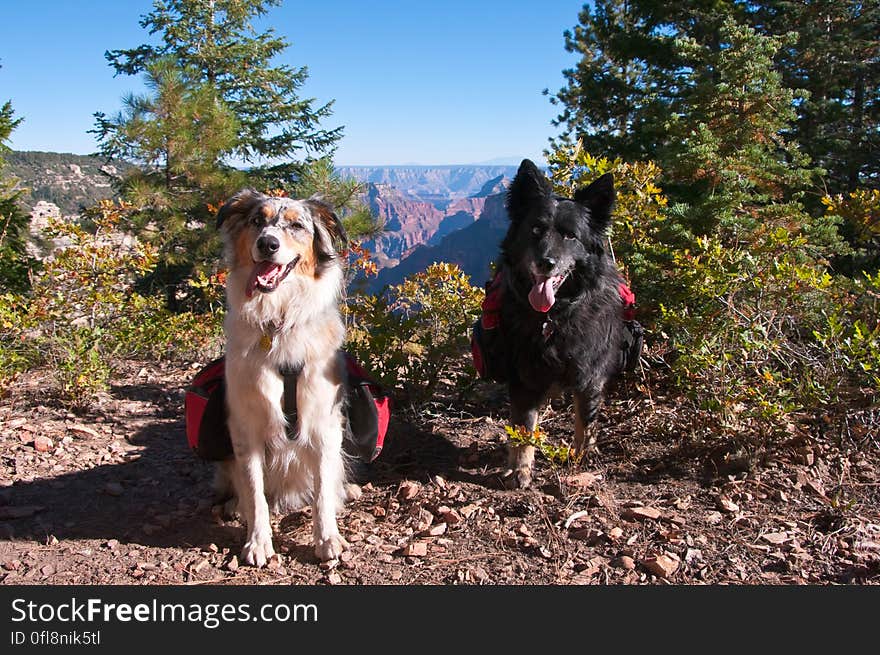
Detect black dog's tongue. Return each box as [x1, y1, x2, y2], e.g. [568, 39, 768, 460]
[528, 274, 566, 313]
[246, 261, 284, 297]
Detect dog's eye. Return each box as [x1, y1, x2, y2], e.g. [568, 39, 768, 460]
[251, 215, 262, 227]
[531, 225, 544, 237]
[560, 230, 577, 240]
[290, 221, 305, 231]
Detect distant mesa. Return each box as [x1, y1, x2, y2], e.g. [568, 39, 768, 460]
[468, 156, 547, 166]
[336, 165, 518, 204]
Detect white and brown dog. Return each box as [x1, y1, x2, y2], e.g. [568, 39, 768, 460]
[216, 189, 354, 565]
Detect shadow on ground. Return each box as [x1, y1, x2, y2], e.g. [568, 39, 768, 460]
[0, 379, 464, 562]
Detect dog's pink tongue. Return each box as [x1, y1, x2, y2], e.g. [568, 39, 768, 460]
[246, 261, 283, 297]
[528, 276, 561, 313]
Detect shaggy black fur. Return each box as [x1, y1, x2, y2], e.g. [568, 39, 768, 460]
[497, 159, 624, 487]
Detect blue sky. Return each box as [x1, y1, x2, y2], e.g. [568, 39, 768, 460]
[0, 1, 585, 165]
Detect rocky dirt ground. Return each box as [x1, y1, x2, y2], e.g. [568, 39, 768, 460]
[1, 360, 878, 585]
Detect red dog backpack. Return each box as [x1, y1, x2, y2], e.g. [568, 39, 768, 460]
[470, 270, 506, 382]
[470, 270, 644, 380]
[185, 352, 391, 463]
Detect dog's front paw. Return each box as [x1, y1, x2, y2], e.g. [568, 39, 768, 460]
[241, 534, 275, 567]
[314, 534, 349, 561]
[502, 466, 533, 490]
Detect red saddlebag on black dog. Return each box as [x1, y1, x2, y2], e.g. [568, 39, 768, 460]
[470, 271, 644, 380]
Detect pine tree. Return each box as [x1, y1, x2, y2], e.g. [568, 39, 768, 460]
[102, 0, 341, 184]
[0, 84, 31, 293]
[549, 0, 673, 162]
[93, 57, 245, 307]
[663, 19, 821, 239]
[745, 1, 880, 194]
[552, 1, 879, 196]
[93, 2, 375, 308]
[549, 0, 737, 162]
[95, 57, 242, 195]
[291, 157, 381, 241]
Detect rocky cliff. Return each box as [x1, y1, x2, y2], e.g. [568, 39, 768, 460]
[362, 184, 496, 270]
[7, 151, 132, 215]
[428, 196, 488, 245]
[362, 183, 445, 268]
[367, 192, 510, 291]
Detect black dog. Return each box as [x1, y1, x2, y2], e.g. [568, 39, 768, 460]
[496, 159, 624, 488]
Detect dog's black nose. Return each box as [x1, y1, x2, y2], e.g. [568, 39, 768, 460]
[538, 256, 556, 273]
[257, 235, 280, 255]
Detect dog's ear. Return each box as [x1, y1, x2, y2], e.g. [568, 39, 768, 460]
[216, 188, 266, 230]
[305, 196, 348, 263]
[574, 173, 615, 232]
[507, 159, 552, 221]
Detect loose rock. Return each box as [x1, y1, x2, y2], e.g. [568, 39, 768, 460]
[570, 528, 605, 544]
[33, 436, 54, 452]
[641, 553, 679, 578]
[565, 472, 600, 488]
[67, 424, 100, 439]
[623, 506, 662, 521]
[397, 481, 421, 501]
[717, 496, 739, 513]
[614, 556, 636, 570]
[401, 542, 428, 557]
[762, 532, 789, 545]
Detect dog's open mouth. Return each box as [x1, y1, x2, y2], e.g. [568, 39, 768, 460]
[528, 270, 570, 313]
[246, 256, 300, 297]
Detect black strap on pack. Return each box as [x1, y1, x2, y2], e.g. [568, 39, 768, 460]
[279, 365, 302, 441]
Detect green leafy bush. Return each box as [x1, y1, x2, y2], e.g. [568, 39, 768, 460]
[548, 143, 876, 445]
[346, 262, 484, 402]
[0, 200, 223, 406]
[656, 229, 840, 425]
[55, 327, 113, 410]
[813, 270, 880, 392]
[823, 189, 880, 274]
